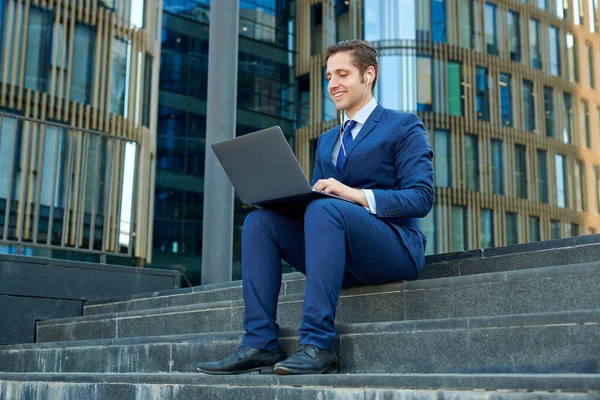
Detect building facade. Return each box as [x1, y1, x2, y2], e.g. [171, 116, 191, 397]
[0, 0, 161, 264]
[151, 0, 296, 284]
[295, 0, 600, 255]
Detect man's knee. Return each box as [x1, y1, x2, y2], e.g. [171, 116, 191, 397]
[305, 198, 345, 223]
[243, 209, 277, 233]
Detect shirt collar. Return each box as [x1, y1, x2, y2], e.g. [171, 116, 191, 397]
[343, 97, 378, 125]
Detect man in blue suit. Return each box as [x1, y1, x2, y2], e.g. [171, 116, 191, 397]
[197, 40, 434, 375]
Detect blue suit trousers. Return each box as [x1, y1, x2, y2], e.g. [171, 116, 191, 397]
[240, 198, 420, 351]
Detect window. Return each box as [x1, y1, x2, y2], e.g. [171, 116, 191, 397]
[523, 80, 535, 132]
[459, 0, 472, 49]
[431, 0, 447, 43]
[551, 220, 561, 239]
[417, 57, 433, 112]
[563, 92, 574, 143]
[574, 0, 582, 24]
[529, 19, 542, 69]
[480, 208, 494, 248]
[515, 144, 527, 199]
[434, 130, 451, 187]
[476, 67, 489, 120]
[297, 74, 310, 128]
[508, 11, 521, 62]
[485, 3, 499, 55]
[110, 39, 130, 116]
[499, 73, 513, 127]
[586, 42, 595, 88]
[448, 62, 462, 116]
[590, 0, 598, 32]
[310, 4, 322, 55]
[544, 86, 555, 138]
[70, 24, 95, 104]
[309, 138, 318, 179]
[452, 205, 468, 252]
[506, 212, 519, 245]
[491, 139, 504, 195]
[24, 7, 52, 92]
[335, 0, 350, 41]
[549, 26, 560, 77]
[529, 216, 541, 242]
[575, 160, 586, 211]
[538, 0, 548, 10]
[567, 33, 579, 83]
[567, 223, 579, 237]
[537, 149, 548, 203]
[581, 100, 590, 148]
[556, 154, 568, 208]
[557, 0, 566, 18]
[465, 134, 479, 190]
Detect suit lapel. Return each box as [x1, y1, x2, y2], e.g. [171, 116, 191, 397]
[339, 105, 385, 171]
[321, 129, 343, 179]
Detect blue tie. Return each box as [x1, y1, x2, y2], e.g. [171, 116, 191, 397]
[336, 119, 357, 173]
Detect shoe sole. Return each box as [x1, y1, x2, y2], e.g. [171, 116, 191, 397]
[273, 365, 337, 375]
[196, 366, 276, 375]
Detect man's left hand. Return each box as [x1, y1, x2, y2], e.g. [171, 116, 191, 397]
[312, 178, 368, 207]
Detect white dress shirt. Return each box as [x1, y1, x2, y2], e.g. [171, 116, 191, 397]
[331, 97, 378, 214]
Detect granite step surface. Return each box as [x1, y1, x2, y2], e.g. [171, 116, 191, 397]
[2, 310, 599, 375]
[37, 262, 600, 343]
[1, 372, 599, 399]
[83, 238, 600, 317]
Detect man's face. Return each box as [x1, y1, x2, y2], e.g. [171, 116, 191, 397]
[325, 51, 369, 114]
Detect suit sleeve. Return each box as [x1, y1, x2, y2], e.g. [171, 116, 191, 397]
[371, 113, 434, 219]
[310, 135, 324, 187]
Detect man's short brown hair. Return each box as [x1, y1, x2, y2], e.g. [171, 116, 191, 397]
[325, 40, 378, 93]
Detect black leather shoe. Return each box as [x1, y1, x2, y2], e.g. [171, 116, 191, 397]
[273, 344, 338, 375]
[196, 346, 286, 375]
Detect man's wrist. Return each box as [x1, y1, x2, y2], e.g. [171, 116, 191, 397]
[353, 188, 368, 207]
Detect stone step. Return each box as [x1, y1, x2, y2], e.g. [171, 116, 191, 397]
[1, 372, 599, 399]
[2, 310, 599, 375]
[83, 238, 600, 317]
[37, 262, 600, 343]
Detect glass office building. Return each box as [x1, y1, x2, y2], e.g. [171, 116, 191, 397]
[151, 0, 296, 284]
[0, 0, 161, 264]
[297, 0, 600, 255]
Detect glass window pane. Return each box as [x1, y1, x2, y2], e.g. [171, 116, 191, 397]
[529, 216, 541, 242]
[24, 7, 51, 92]
[515, 144, 527, 199]
[567, 33, 579, 83]
[576, 160, 586, 211]
[480, 208, 494, 248]
[448, 62, 462, 116]
[523, 79, 535, 132]
[544, 86, 555, 138]
[70, 24, 95, 104]
[492, 139, 504, 195]
[459, 0, 472, 49]
[508, 11, 521, 62]
[465, 134, 479, 190]
[563, 92, 574, 143]
[529, 19, 542, 69]
[431, 0, 447, 43]
[421, 205, 437, 255]
[485, 3, 498, 55]
[586, 42, 595, 88]
[537, 149, 548, 203]
[550, 220, 561, 239]
[556, 154, 568, 208]
[595, 166, 600, 213]
[574, 0, 582, 24]
[549, 26, 560, 76]
[476, 66, 489, 120]
[323, 68, 336, 122]
[499, 73, 513, 127]
[452, 205, 467, 252]
[335, 0, 350, 41]
[581, 100, 590, 148]
[417, 57, 433, 112]
[111, 39, 130, 116]
[434, 130, 451, 187]
[506, 212, 519, 245]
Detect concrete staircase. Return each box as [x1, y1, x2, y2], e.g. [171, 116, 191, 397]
[1, 236, 600, 398]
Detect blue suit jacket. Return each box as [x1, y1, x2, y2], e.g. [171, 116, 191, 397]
[311, 105, 434, 275]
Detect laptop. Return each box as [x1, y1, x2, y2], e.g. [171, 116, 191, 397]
[211, 126, 357, 215]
